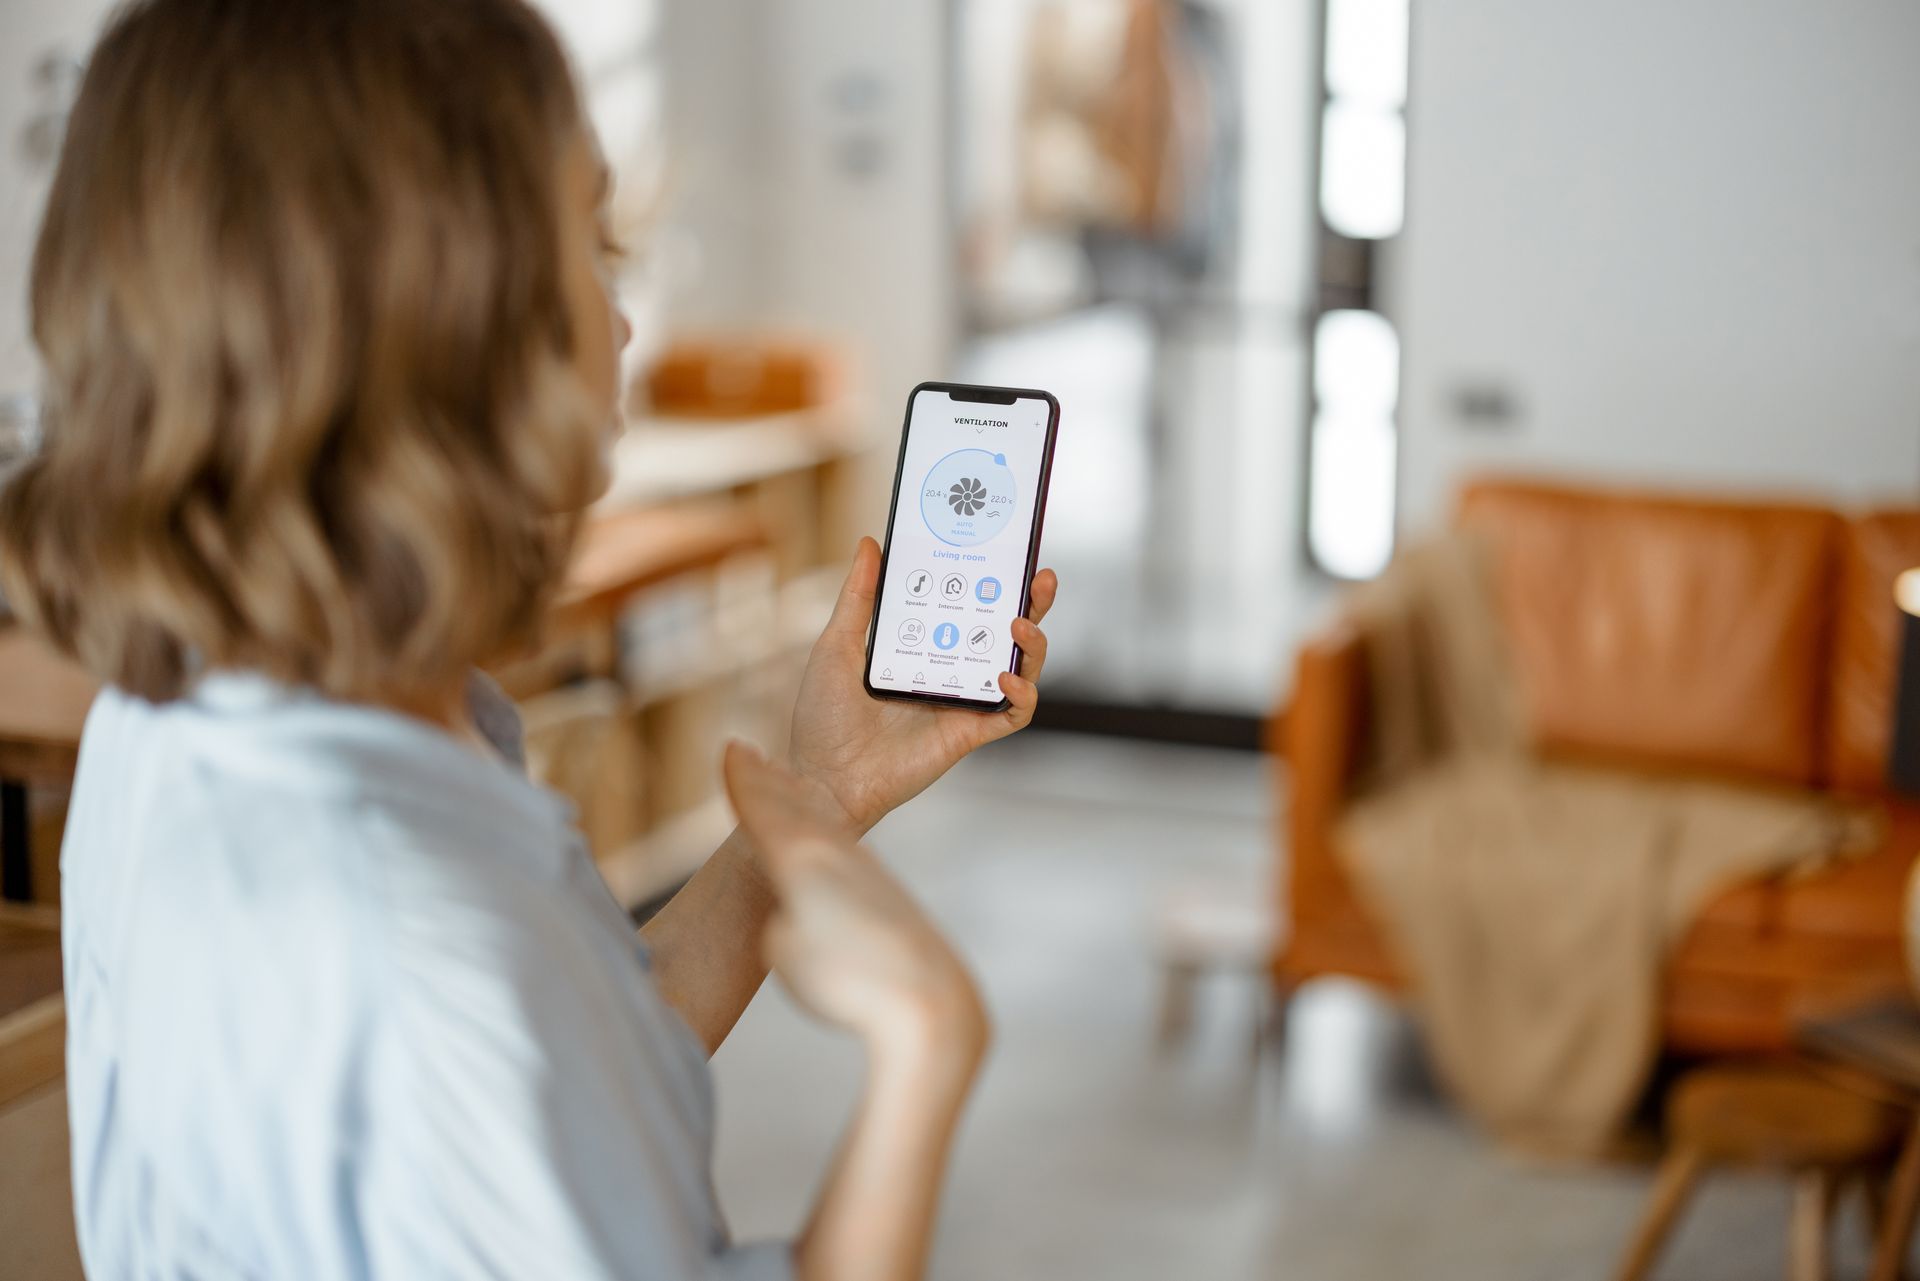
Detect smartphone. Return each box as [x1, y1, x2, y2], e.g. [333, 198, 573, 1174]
[863, 381, 1060, 711]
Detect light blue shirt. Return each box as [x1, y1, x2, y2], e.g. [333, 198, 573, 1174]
[60, 672, 791, 1279]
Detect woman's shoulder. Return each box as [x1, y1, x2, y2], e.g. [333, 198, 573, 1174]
[67, 676, 651, 1064]
[92, 672, 557, 839]
[67, 674, 592, 958]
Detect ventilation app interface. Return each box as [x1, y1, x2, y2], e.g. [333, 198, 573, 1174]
[868, 388, 1051, 704]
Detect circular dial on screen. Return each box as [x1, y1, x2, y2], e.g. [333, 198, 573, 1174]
[920, 449, 1017, 548]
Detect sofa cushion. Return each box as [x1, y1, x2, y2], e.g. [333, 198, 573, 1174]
[1459, 479, 1837, 786]
[1776, 800, 1920, 942]
[1657, 801, 1918, 1053]
[1826, 511, 1920, 793]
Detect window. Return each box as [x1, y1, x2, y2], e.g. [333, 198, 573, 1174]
[1305, 0, 1409, 581]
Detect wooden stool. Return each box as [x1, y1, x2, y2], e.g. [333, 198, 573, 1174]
[1616, 1064, 1909, 1281]
[1151, 879, 1276, 1050]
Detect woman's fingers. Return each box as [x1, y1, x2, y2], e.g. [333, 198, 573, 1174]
[1026, 568, 1058, 626]
[997, 670, 1039, 730]
[819, 537, 882, 645]
[1011, 617, 1048, 684]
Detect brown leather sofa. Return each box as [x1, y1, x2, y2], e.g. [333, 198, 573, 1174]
[1276, 477, 1920, 1052]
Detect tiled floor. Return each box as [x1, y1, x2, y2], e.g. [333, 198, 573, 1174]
[711, 732, 1888, 1280]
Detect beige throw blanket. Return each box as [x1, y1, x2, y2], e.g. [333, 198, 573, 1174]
[1333, 536, 1874, 1157]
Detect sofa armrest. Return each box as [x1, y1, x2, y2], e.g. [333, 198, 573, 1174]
[1278, 621, 1369, 919]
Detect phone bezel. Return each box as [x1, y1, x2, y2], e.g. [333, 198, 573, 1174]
[861, 380, 1061, 713]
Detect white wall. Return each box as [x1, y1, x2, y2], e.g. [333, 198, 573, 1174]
[759, 0, 955, 426]
[656, 0, 954, 440]
[1389, 0, 1920, 530]
[0, 1, 668, 402]
[0, 0, 120, 402]
[653, 0, 775, 328]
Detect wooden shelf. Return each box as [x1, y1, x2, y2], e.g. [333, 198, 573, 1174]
[0, 631, 95, 782]
[550, 502, 765, 632]
[0, 906, 62, 1108]
[597, 414, 857, 509]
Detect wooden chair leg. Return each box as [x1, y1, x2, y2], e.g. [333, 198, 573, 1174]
[1859, 1167, 1905, 1281]
[1873, 1116, 1920, 1281]
[1155, 960, 1200, 1047]
[1865, 1168, 1891, 1236]
[1253, 976, 1293, 1061]
[1791, 1169, 1839, 1281]
[1615, 1147, 1705, 1281]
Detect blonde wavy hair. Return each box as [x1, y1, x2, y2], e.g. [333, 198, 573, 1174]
[0, 0, 606, 703]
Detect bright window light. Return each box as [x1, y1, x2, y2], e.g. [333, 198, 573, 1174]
[1308, 413, 1397, 580]
[1320, 103, 1405, 240]
[1314, 309, 1399, 416]
[1325, 0, 1409, 109]
[530, 0, 658, 79]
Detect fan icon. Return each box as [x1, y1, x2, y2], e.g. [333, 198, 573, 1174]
[947, 476, 987, 516]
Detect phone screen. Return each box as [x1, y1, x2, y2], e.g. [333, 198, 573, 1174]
[865, 383, 1059, 709]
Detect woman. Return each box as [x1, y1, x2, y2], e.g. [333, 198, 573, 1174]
[0, 1, 1057, 1277]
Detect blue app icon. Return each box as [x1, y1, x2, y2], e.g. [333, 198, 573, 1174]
[975, 576, 1002, 604]
[933, 622, 960, 651]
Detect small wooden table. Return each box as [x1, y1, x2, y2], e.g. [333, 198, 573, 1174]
[1800, 997, 1920, 1281]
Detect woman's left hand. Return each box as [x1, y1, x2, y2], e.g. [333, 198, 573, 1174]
[786, 537, 1057, 835]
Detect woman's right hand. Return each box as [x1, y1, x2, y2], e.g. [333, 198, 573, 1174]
[721, 742, 990, 1073]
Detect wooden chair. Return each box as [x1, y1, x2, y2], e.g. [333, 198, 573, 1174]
[1616, 1063, 1909, 1281]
